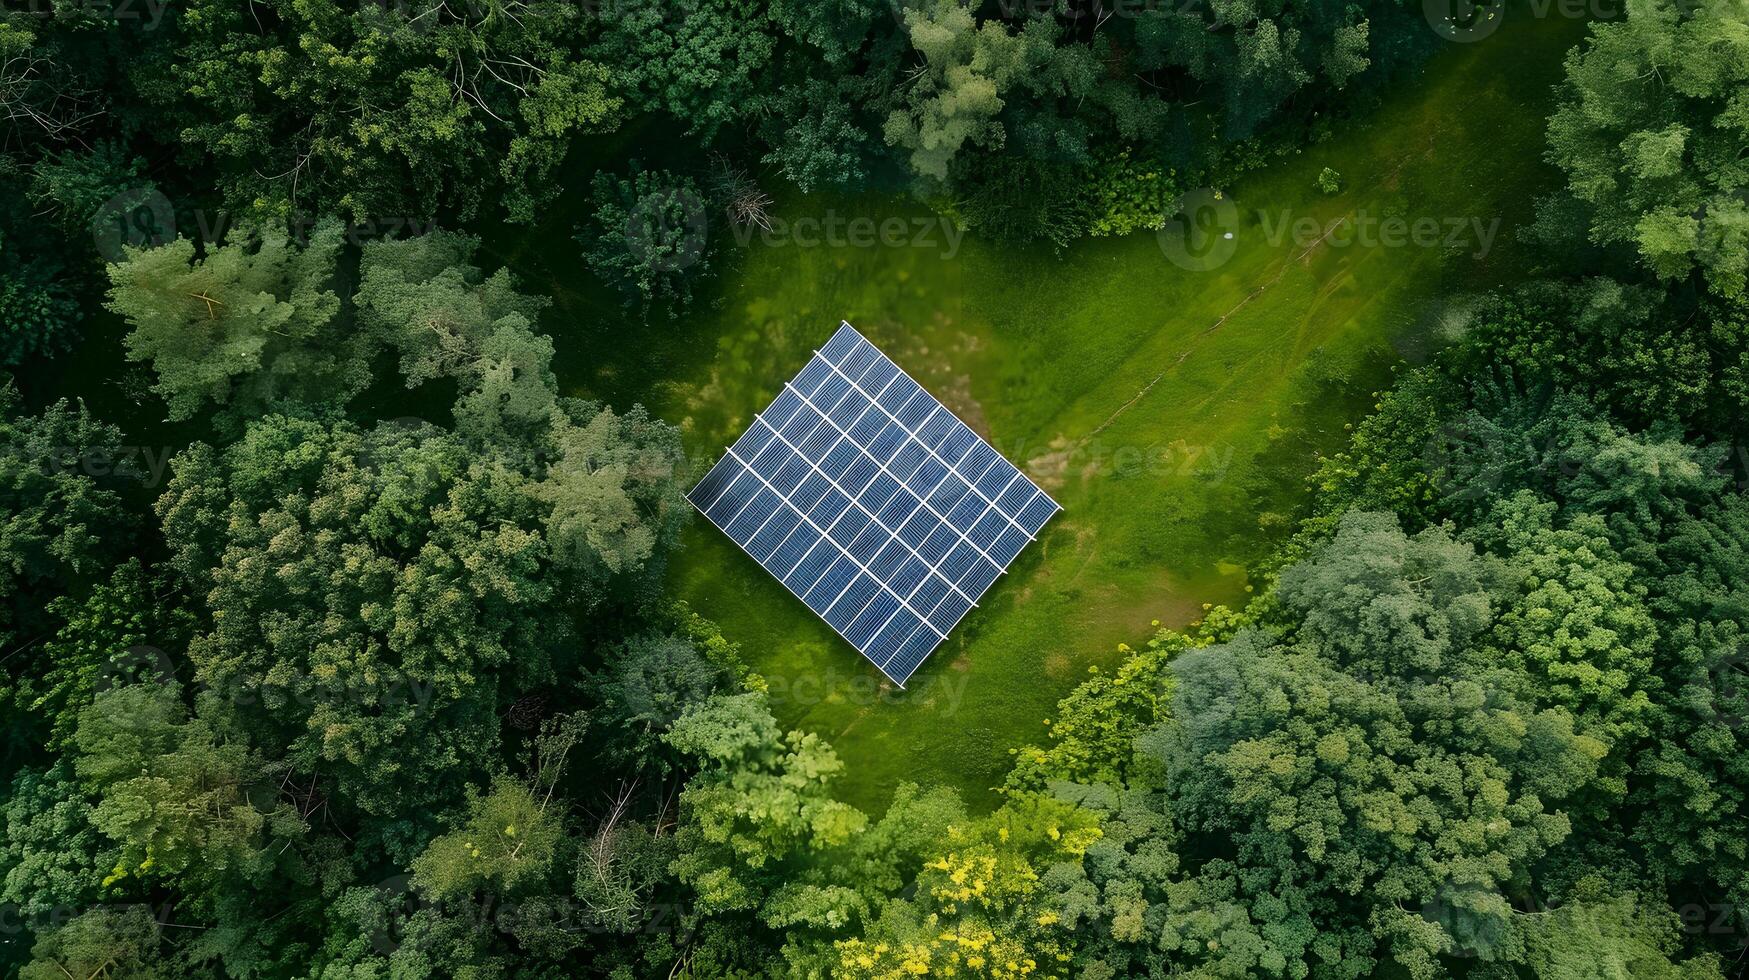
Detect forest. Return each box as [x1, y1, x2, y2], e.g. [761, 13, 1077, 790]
[2, 0, 1747, 977]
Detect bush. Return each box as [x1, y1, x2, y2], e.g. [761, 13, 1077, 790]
[577, 167, 713, 312]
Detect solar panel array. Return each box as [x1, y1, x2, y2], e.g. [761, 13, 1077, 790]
[688, 322, 1061, 687]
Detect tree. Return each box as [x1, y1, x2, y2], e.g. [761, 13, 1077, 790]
[1, 761, 119, 920]
[0, 229, 78, 366]
[172, 0, 621, 223]
[1543, 0, 1749, 298]
[19, 905, 168, 980]
[410, 775, 565, 902]
[74, 683, 289, 884]
[578, 168, 713, 311]
[666, 692, 867, 915]
[106, 220, 367, 425]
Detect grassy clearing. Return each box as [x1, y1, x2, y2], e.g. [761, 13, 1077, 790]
[484, 16, 1585, 813]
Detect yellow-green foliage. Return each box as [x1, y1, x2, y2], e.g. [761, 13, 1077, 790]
[1084, 148, 1177, 238]
[1003, 607, 1247, 793]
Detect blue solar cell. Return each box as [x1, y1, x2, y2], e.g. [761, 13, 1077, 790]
[1017, 493, 1057, 535]
[916, 410, 955, 450]
[784, 539, 840, 593]
[829, 389, 870, 428]
[687, 457, 740, 512]
[725, 487, 781, 542]
[869, 420, 907, 459]
[946, 492, 986, 528]
[689, 322, 1059, 686]
[891, 440, 929, 481]
[863, 472, 901, 511]
[839, 340, 881, 383]
[890, 555, 930, 597]
[859, 356, 900, 396]
[703, 468, 761, 525]
[793, 357, 833, 395]
[989, 525, 1029, 566]
[747, 506, 803, 562]
[910, 457, 949, 496]
[969, 509, 1007, 550]
[927, 592, 973, 634]
[875, 488, 920, 529]
[828, 508, 870, 548]
[995, 478, 1035, 515]
[869, 610, 923, 657]
[911, 574, 951, 615]
[895, 392, 934, 429]
[824, 574, 879, 630]
[778, 403, 820, 442]
[919, 523, 958, 564]
[926, 473, 970, 511]
[771, 453, 812, 496]
[938, 423, 978, 465]
[791, 471, 831, 511]
[870, 539, 909, 578]
[766, 387, 806, 427]
[959, 557, 1002, 598]
[768, 523, 821, 577]
[803, 555, 859, 613]
[939, 540, 981, 582]
[812, 369, 852, 412]
[846, 523, 887, 567]
[976, 458, 1019, 499]
[845, 593, 900, 647]
[883, 627, 940, 678]
[957, 443, 998, 482]
[820, 324, 862, 364]
[732, 419, 776, 459]
[821, 440, 862, 480]
[799, 422, 838, 460]
[877, 375, 923, 415]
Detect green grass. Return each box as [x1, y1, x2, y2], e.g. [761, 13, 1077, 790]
[483, 16, 1586, 813]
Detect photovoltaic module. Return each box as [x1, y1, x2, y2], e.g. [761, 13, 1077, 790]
[686, 322, 1061, 686]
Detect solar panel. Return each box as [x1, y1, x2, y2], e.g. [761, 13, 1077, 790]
[687, 321, 1061, 687]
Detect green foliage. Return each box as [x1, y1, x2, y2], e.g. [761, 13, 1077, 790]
[74, 683, 291, 884]
[106, 220, 365, 426]
[1, 761, 119, 920]
[666, 692, 867, 914]
[1543, 0, 1749, 297]
[172, 0, 621, 223]
[19, 905, 168, 980]
[578, 168, 713, 311]
[411, 775, 564, 901]
[1315, 166, 1342, 195]
[0, 230, 78, 366]
[0, 389, 133, 651]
